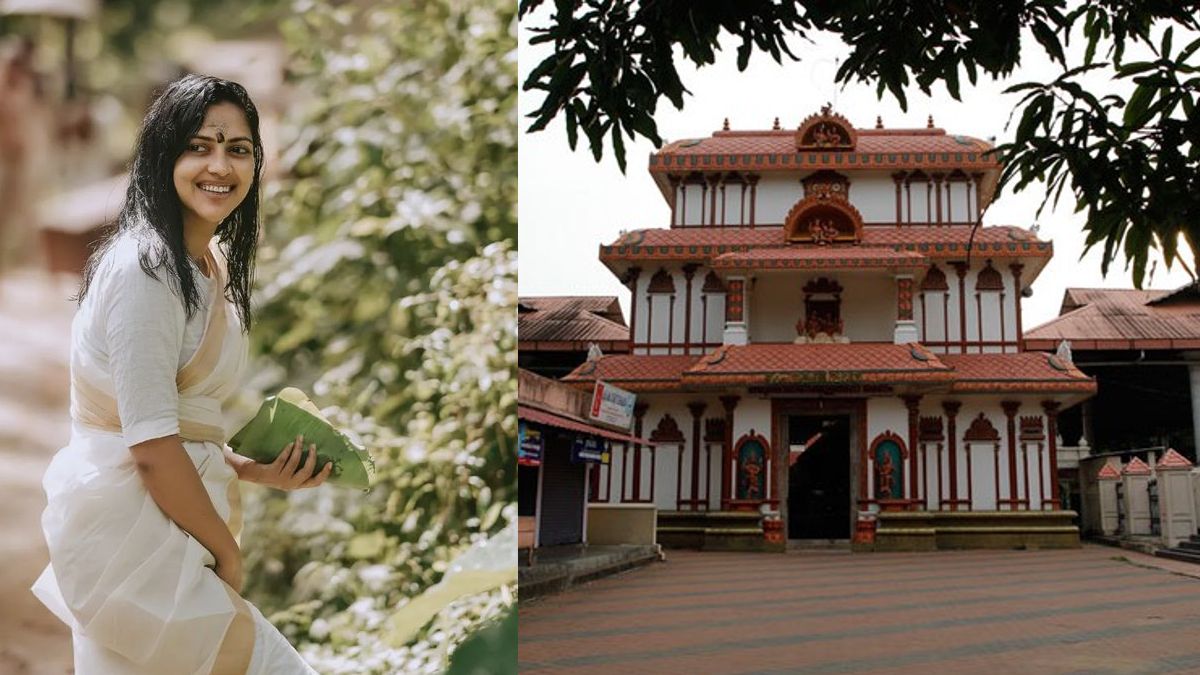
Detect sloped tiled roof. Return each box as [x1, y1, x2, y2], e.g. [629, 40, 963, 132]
[939, 352, 1095, 393]
[601, 226, 1051, 265]
[1024, 286, 1200, 350]
[563, 345, 1096, 395]
[682, 343, 954, 387]
[650, 128, 999, 174]
[711, 246, 926, 271]
[518, 296, 630, 347]
[562, 355, 701, 391]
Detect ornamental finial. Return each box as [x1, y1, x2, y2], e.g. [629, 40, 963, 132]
[927, 114, 934, 129]
[723, 117, 730, 131]
[772, 116, 780, 130]
[875, 115, 883, 129]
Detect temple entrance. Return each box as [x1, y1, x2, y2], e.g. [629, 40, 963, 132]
[787, 414, 852, 539]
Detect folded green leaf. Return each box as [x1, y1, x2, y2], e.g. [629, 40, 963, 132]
[229, 387, 373, 490]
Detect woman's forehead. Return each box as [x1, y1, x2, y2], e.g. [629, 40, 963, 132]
[199, 101, 251, 138]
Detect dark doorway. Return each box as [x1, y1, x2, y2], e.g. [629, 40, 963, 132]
[788, 414, 851, 539]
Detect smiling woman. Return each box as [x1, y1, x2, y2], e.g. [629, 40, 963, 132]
[30, 74, 327, 674]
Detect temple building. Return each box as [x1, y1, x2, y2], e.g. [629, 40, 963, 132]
[561, 107, 1096, 551]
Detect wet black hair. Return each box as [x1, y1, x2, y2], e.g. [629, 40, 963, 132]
[75, 73, 262, 331]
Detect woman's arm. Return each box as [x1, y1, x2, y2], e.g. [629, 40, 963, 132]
[130, 434, 242, 591]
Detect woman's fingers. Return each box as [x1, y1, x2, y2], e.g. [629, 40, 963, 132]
[295, 443, 317, 478]
[299, 461, 334, 488]
[283, 436, 304, 474]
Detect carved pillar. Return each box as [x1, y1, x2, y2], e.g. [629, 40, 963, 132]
[720, 395, 739, 509]
[953, 262, 968, 354]
[932, 173, 944, 223]
[894, 275, 918, 343]
[668, 174, 682, 227]
[632, 402, 649, 502]
[723, 276, 748, 345]
[747, 174, 760, 228]
[944, 401, 962, 510]
[892, 171, 906, 225]
[719, 178, 728, 226]
[624, 267, 641, 354]
[708, 174, 721, 226]
[1043, 401, 1062, 509]
[1002, 401, 1020, 510]
[1010, 264, 1024, 352]
[699, 176, 708, 225]
[903, 395, 921, 505]
[683, 264, 697, 354]
[971, 172, 984, 219]
[687, 401, 706, 510]
[680, 181, 688, 226]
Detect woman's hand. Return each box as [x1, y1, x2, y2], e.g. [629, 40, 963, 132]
[250, 435, 333, 490]
[214, 549, 244, 594]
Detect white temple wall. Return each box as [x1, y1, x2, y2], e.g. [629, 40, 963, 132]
[919, 263, 1019, 354]
[755, 176, 801, 225]
[748, 272, 896, 343]
[846, 174, 895, 222]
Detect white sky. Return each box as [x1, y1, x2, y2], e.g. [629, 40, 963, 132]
[517, 20, 1195, 330]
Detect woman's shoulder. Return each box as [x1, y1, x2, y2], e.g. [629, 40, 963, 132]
[94, 232, 183, 299]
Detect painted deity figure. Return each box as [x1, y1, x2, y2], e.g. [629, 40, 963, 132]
[876, 452, 895, 498]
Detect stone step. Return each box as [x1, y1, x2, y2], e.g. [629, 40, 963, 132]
[1155, 548, 1200, 566]
[1178, 540, 1200, 553]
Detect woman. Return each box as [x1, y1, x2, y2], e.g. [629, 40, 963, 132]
[32, 74, 331, 674]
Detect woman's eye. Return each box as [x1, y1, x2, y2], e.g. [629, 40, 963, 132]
[188, 143, 207, 153]
[230, 146, 251, 155]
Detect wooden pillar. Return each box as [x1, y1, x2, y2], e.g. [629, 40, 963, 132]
[932, 173, 944, 223]
[747, 174, 760, 228]
[632, 403, 649, 501]
[708, 174, 721, 226]
[683, 264, 697, 354]
[1010, 263, 1025, 352]
[944, 401, 962, 510]
[892, 172, 905, 225]
[687, 401, 706, 510]
[1002, 401, 1020, 510]
[953, 262, 968, 354]
[625, 267, 641, 354]
[668, 174, 682, 227]
[720, 395, 739, 509]
[1043, 401, 1062, 509]
[903, 395, 921, 505]
[972, 172, 984, 219]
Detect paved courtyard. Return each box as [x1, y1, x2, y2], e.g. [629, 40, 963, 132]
[519, 545, 1200, 674]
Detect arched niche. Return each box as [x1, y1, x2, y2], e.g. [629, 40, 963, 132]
[733, 430, 771, 502]
[869, 431, 907, 501]
[783, 195, 865, 245]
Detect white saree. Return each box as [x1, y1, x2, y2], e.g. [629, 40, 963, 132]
[32, 235, 316, 675]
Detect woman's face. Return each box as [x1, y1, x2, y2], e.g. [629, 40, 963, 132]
[173, 101, 254, 230]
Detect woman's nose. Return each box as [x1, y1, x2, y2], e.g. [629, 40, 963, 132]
[207, 153, 232, 176]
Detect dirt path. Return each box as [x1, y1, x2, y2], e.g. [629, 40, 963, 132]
[0, 269, 76, 675]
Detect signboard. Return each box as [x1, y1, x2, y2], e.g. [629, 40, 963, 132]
[518, 422, 543, 466]
[589, 380, 636, 430]
[571, 437, 611, 465]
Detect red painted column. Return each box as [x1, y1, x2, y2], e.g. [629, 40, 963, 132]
[682, 264, 697, 354]
[953, 262, 968, 354]
[902, 395, 921, 506]
[625, 267, 641, 354]
[943, 401, 962, 510]
[632, 402, 648, 501]
[720, 395, 739, 509]
[1002, 401, 1020, 510]
[1043, 401, 1062, 509]
[747, 174, 759, 228]
[687, 401, 706, 510]
[668, 174, 681, 226]
[1010, 263, 1025, 352]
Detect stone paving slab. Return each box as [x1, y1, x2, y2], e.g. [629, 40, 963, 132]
[518, 545, 1200, 674]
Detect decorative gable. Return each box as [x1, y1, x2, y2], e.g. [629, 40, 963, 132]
[795, 104, 856, 151]
[963, 413, 1000, 442]
[976, 260, 1004, 292]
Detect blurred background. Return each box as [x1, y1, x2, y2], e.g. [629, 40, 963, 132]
[0, 0, 516, 673]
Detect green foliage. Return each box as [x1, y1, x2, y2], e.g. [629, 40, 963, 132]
[239, 1, 517, 672]
[521, 1, 1200, 285]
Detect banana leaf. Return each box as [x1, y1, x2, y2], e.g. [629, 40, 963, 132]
[229, 387, 373, 490]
